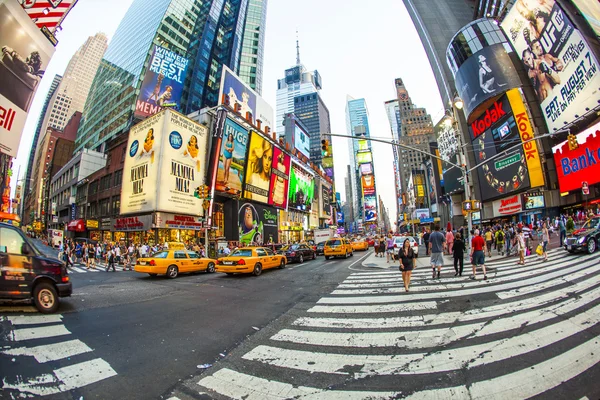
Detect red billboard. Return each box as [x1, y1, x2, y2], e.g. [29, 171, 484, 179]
[269, 145, 291, 209]
[552, 122, 600, 193]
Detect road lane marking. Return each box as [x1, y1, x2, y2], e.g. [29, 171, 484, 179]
[7, 315, 63, 325]
[11, 325, 71, 341]
[307, 301, 438, 314]
[53, 358, 117, 391]
[2, 339, 92, 363]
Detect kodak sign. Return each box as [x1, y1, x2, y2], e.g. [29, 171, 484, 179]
[471, 101, 506, 139]
[506, 89, 545, 188]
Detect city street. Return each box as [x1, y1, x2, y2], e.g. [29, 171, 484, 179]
[1, 242, 600, 399]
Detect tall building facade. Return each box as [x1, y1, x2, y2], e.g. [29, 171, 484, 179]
[293, 92, 331, 165]
[276, 56, 322, 133]
[238, 0, 268, 94]
[394, 78, 434, 212]
[76, 0, 267, 152]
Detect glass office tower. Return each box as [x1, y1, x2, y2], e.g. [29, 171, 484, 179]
[76, 0, 266, 152]
[238, 0, 267, 94]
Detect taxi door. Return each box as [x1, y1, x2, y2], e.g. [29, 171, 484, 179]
[186, 251, 204, 272]
[255, 248, 272, 269]
[173, 251, 190, 272]
[263, 247, 279, 268]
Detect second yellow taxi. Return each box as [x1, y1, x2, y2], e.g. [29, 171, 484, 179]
[216, 246, 286, 276]
[323, 238, 354, 259]
[134, 246, 217, 278]
[351, 239, 369, 251]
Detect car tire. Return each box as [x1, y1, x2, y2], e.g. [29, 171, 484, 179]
[344, 251, 349, 259]
[206, 262, 215, 273]
[587, 238, 596, 254]
[325, 256, 330, 260]
[299, 254, 304, 264]
[33, 282, 59, 314]
[568, 250, 575, 254]
[166, 265, 179, 279]
[278, 259, 286, 269]
[148, 273, 157, 277]
[253, 263, 262, 276]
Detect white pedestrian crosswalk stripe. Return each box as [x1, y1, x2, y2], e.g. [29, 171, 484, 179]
[67, 263, 133, 273]
[187, 248, 600, 399]
[1, 314, 118, 397]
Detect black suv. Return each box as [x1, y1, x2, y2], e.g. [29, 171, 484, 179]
[564, 216, 600, 254]
[0, 223, 72, 313]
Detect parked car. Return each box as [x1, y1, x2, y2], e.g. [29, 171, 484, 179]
[351, 239, 369, 251]
[315, 242, 326, 256]
[366, 237, 375, 247]
[391, 236, 420, 260]
[564, 216, 600, 254]
[134, 247, 217, 278]
[0, 222, 72, 313]
[279, 244, 316, 263]
[216, 247, 287, 276]
[324, 238, 354, 259]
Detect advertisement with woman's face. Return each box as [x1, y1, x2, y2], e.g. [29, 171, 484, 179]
[269, 146, 291, 209]
[243, 131, 273, 204]
[216, 119, 249, 195]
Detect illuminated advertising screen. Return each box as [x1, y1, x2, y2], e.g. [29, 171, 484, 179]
[356, 151, 372, 165]
[121, 109, 209, 216]
[364, 195, 377, 222]
[523, 192, 545, 209]
[357, 139, 369, 151]
[502, 0, 600, 132]
[320, 183, 332, 218]
[415, 208, 430, 220]
[425, 159, 437, 207]
[238, 202, 278, 245]
[0, 1, 55, 157]
[269, 145, 291, 209]
[470, 89, 544, 202]
[361, 174, 375, 196]
[243, 131, 274, 204]
[135, 45, 189, 119]
[294, 123, 310, 159]
[289, 163, 315, 211]
[360, 162, 373, 175]
[215, 118, 249, 195]
[552, 121, 600, 193]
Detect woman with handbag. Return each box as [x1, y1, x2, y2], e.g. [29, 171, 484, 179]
[398, 238, 416, 292]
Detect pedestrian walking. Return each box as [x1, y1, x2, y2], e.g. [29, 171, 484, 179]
[88, 244, 96, 268]
[484, 229, 493, 257]
[541, 222, 549, 261]
[495, 228, 505, 256]
[446, 228, 454, 255]
[398, 238, 416, 292]
[378, 235, 386, 257]
[374, 237, 380, 258]
[428, 224, 446, 279]
[558, 217, 566, 247]
[386, 234, 394, 263]
[516, 229, 526, 265]
[453, 233, 465, 276]
[470, 229, 487, 280]
[106, 246, 117, 272]
[423, 228, 431, 256]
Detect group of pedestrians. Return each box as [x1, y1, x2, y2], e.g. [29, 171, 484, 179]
[373, 234, 395, 263]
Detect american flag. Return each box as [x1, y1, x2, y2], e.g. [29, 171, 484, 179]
[20, 0, 78, 32]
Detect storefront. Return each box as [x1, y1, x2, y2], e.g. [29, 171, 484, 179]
[155, 212, 205, 244]
[66, 219, 85, 236]
[279, 209, 308, 243]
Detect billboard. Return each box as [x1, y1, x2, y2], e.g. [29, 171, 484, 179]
[269, 145, 291, 209]
[552, 121, 600, 193]
[356, 151, 373, 164]
[294, 123, 310, 159]
[359, 162, 373, 175]
[120, 109, 209, 215]
[502, 0, 600, 132]
[492, 194, 523, 217]
[470, 89, 544, 202]
[364, 195, 377, 222]
[238, 202, 278, 245]
[361, 174, 375, 196]
[0, 1, 55, 157]
[425, 159, 438, 208]
[522, 192, 545, 209]
[413, 170, 427, 206]
[135, 45, 189, 119]
[219, 66, 273, 131]
[243, 131, 273, 204]
[415, 208, 430, 220]
[216, 118, 249, 196]
[19, 0, 78, 40]
[320, 182, 332, 218]
[453, 43, 522, 119]
[289, 162, 315, 212]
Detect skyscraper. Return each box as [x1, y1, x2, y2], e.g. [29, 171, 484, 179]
[293, 92, 331, 166]
[384, 99, 401, 139]
[238, 0, 268, 95]
[76, 0, 267, 152]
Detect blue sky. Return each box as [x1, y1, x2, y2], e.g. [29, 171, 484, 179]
[14, 0, 445, 223]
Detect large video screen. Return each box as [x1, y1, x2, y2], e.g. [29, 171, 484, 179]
[294, 123, 311, 159]
[289, 163, 315, 211]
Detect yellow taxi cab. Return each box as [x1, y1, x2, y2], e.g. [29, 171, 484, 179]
[216, 247, 286, 276]
[134, 245, 217, 278]
[324, 238, 354, 259]
[351, 239, 369, 252]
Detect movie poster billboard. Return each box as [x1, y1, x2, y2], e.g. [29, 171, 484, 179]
[238, 202, 278, 245]
[219, 65, 274, 131]
[294, 123, 310, 159]
[243, 131, 273, 204]
[216, 118, 249, 196]
[0, 0, 55, 157]
[289, 162, 315, 212]
[135, 45, 189, 119]
[269, 145, 291, 209]
[361, 174, 375, 196]
[425, 159, 438, 208]
[320, 182, 332, 218]
[501, 0, 600, 132]
[452, 42, 522, 119]
[470, 89, 544, 202]
[120, 109, 208, 215]
[552, 120, 600, 193]
[364, 194, 377, 222]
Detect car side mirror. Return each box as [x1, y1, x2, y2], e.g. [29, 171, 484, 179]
[21, 243, 32, 255]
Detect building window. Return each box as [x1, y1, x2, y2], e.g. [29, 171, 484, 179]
[113, 170, 123, 187]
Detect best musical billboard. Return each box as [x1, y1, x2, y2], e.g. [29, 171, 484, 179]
[135, 45, 189, 119]
[552, 121, 600, 193]
[469, 89, 544, 202]
[289, 162, 314, 212]
[0, 0, 55, 157]
[120, 109, 208, 215]
[219, 66, 273, 131]
[269, 145, 291, 209]
[453, 43, 522, 120]
[216, 118, 249, 196]
[238, 202, 278, 245]
[502, 0, 600, 132]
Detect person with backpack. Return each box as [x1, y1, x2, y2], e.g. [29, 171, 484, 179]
[495, 228, 505, 256]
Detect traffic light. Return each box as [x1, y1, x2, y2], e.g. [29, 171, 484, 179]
[567, 134, 578, 150]
[321, 139, 329, 156]
[462, 200, 473, 212]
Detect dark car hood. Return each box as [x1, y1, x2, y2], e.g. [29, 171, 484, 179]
[572, 228, 596, 237]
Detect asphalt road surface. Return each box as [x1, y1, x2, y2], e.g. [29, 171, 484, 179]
[1, 243, 599, 399]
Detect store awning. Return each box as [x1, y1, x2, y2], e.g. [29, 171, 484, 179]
[67, 219, 85, 232]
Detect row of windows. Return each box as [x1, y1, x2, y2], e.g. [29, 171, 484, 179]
[87, 195, 120, 217]
[87, 170, 123, 195]
[447, 19, 507, 73]
[50, 162, 80, 194]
